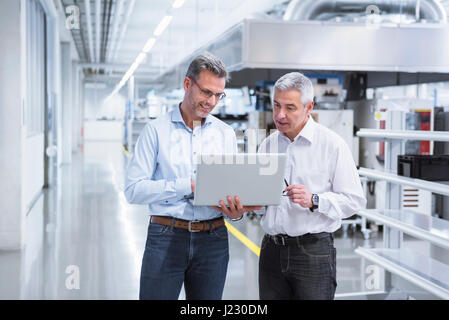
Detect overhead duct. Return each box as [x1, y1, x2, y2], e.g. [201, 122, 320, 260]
[283, 0, 447, 23]
[153, 2, 449, 92]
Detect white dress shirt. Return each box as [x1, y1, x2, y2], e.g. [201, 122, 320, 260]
[257, 116, 367, 236]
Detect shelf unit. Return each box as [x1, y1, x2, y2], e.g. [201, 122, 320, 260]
[356, 110, 449, 299]
[357, 209, 449, 250]
[357, 129, 449, 142]
[356, 247, 449, 300]
[358, 168, 449, 197]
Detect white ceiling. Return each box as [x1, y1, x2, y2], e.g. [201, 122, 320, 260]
[67, 0, 449, 86]
[62, 0, 286, 82]
[116, 0, 243, 63]
[115, 0, 285, 77]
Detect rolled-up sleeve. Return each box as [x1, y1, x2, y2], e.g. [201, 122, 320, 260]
[124, 124, 191, 205]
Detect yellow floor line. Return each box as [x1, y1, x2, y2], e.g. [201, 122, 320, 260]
[225, 221, 261, 257]
[122, 145, 131, 158]
[122, 147, 261, 257]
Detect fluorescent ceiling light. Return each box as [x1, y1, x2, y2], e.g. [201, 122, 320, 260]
[135, 52, 147, 65]
[154, 15, 173, 36]
[105, 6, 180, 103]
[142, 38, 156, 53]
[129, 62, 139, 73]
[172, 0, 186, 9]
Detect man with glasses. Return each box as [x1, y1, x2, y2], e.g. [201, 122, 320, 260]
[125, 52, 260, 300]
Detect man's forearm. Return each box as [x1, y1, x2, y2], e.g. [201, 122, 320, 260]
[124, 177, 191, 205]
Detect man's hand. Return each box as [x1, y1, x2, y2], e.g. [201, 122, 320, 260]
[284, 184, 313, 208]
[191, 180, 195, 193]
[211, 196, 263, 220]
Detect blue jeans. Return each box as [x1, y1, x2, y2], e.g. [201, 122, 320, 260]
[259, 233, 337, 300]
[139, 220, 229, 300]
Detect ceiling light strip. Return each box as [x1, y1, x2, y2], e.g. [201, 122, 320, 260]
[105, 1, 185, 102]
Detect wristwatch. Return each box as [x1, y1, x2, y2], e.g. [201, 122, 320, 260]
[310, 194, 319, 212]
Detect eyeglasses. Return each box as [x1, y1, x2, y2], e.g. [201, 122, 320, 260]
[189, 77, 226, 101]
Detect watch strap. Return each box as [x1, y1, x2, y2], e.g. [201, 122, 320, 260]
[310, 194, 318, 212]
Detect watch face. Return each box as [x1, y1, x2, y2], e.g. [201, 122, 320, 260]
[312, 194, 319, 205]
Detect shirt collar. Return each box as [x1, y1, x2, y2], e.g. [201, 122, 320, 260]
[298, 116, 315, 143]
[171, 103, 213, 127]
[280, 115, 315, 144]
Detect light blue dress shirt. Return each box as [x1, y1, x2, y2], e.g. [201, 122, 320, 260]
[124, 105, 237, 221]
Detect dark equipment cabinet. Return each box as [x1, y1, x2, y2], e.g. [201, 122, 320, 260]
[398, 155, 449, 181]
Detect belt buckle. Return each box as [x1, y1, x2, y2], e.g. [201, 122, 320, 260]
[188, 220, 201, 232]
[273, 235, 286, 246]
[279, 236, 286, 246]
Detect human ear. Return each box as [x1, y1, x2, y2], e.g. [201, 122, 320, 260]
[305, 101, 314, 114]
[183, 77, 191, 92]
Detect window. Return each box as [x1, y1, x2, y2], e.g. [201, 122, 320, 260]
[25, 0, 46, 136]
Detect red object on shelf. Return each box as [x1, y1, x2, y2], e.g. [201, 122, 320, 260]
[379, 109, 386, 158]
[419, 111, 431, 155]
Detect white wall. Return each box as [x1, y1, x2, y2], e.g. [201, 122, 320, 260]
[84, 121, 124, 141]
[0, 0, 83, 250]
[0, 0, 25, 249]
[61, 42, 72, 164]
[84, 84, 126, 120]
[22, 133, 45, 212]
[72, 66, 83, 151]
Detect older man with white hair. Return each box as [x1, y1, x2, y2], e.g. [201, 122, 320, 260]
[257, 72, 366, 300]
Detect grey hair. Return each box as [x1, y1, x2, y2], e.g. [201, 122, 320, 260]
[274, 72, 314, 105]
[186, 52, 229, 82]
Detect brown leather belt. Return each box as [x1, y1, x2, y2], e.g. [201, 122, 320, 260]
[150, 216, 225, 232]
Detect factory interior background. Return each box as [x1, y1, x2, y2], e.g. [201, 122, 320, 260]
[1, 0, 449, 300]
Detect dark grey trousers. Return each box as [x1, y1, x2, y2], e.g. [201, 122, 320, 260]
[259, 232, 337, 300]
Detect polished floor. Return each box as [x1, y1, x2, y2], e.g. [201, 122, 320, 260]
[0, 140, 438, 299]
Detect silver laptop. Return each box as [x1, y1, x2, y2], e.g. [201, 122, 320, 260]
[193, 153, 286, 206]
